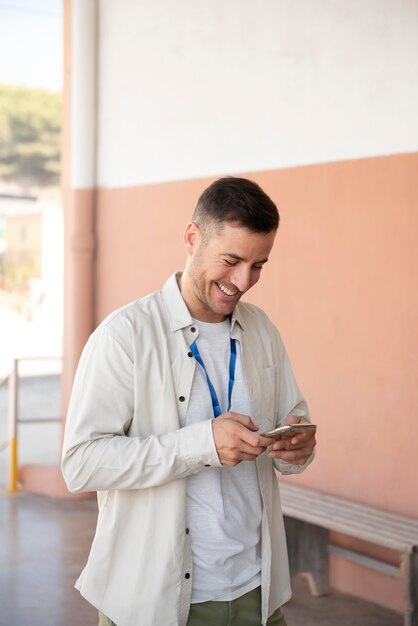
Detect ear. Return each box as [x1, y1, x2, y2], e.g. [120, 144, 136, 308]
[184, 222, 201, 256]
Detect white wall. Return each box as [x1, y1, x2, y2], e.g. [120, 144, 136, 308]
[71, 0, 418, 188]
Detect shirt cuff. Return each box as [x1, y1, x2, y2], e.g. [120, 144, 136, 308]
[178, 420, 222, 472]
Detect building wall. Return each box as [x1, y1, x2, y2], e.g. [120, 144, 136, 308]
[93, 0, 418, 187]
[4, 212, 43, 283]
[64, 0, 418, 611]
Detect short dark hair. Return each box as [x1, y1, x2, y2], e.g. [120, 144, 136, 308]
[192, 177, 279, 234]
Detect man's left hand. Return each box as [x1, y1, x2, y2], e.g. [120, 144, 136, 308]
[268, 415, 316, 465]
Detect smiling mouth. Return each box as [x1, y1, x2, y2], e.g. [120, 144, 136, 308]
[215, 282, 239, 297]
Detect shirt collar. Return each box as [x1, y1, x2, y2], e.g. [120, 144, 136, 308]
[162, 273, 194, 332]
[162, 272, 246, 333]
[230, 304, 245, 333]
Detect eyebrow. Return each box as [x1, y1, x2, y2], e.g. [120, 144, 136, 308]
[223, 253, 269, 264]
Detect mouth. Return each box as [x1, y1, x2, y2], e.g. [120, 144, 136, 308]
[215, 282, 240, 298]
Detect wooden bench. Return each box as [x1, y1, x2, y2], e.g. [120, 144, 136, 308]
[279, 482, 418, 626]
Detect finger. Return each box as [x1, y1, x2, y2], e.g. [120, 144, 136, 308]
[284, 436, 308, 450]
[224, 421, 269, 446]
[239, 429, 275, 448]
[222, 412, 259, 431]
[271, 434, 310, 449]
[271, 431, 316, 450]
[258, 435, 276, 447]
[280, 429, 316, 446]
[220, 452, 259, 466]
[290, 433, 317, 448]
[220, 448, 263, 465]
[215, 424, 269, 457]
[281, 415, 302, 426]
[233, 441, 269, 457]
[269, 446, 312, 463]
[271, 439, 287, 451]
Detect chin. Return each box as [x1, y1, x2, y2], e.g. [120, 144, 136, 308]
[216, 303, 236, 317]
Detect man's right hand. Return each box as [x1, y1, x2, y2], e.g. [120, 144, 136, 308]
[212, 412, 274, 467]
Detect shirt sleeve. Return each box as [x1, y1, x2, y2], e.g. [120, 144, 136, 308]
[61, 325, 220, 493]
[272, 331, 315, 475]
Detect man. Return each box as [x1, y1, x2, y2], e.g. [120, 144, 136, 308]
[62, 177, 316, 626]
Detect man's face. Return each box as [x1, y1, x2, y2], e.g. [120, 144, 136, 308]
[182, 222, 276, 322]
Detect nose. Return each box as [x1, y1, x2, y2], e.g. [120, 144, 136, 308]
[231, 265, 252, 293]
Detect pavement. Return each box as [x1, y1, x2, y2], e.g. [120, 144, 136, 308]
[0, 492, 403, 626]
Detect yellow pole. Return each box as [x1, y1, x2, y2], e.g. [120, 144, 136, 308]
[8, 436, 18, 493]
[8, 359, 18, 493]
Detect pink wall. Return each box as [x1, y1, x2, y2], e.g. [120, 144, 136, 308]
[251, 155, 418, 516]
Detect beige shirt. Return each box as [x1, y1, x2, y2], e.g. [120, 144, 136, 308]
[62, 273, 313, 626]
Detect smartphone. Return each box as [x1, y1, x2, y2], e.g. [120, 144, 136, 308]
[260, 423, 316, 440]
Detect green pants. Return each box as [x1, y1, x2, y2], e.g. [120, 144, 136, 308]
[98, 586, 288, 626]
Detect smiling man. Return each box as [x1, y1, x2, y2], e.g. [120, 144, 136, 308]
[62, 177, 316, 626]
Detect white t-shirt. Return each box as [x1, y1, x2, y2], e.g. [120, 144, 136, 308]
[185, 318, 262, 603]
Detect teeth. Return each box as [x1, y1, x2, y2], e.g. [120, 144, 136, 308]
[217, 282, 238, 296]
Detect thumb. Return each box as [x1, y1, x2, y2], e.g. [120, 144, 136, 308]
[222, 412, 259, 431]
[281, 415, 304, 426]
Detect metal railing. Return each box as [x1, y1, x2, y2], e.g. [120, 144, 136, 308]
[1, 357, 62, 493]
[0, 374, 10, 454]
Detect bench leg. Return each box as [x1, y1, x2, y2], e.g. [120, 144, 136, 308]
[284, 516, 330, 596]
[403, 551, 418, 626]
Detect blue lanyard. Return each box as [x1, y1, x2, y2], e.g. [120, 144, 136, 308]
[189, 337, 237, 418]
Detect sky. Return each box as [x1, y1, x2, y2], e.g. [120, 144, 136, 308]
[0, 0, 63, 92]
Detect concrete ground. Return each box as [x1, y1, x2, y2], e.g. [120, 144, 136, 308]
[0, 493, 403, 626]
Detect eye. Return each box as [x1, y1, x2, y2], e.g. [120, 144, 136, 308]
[252, 264, 264, 271]
[224, 259, 238, 266]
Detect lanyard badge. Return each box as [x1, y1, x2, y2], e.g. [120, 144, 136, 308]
[189, 338, 237, 418]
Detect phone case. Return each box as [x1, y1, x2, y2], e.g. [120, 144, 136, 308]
[261, 423, 316, 439]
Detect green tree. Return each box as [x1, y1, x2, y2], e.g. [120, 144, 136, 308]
[0, 83, 61, 187]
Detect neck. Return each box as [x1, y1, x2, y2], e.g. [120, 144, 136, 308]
[178, 271, 228, 323]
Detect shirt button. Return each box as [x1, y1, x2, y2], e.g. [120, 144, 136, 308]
[185, 572, 191, 579]
[185, 528, 190, 534]
[179, 396, 185, 402]
[190, 326, 196, 333]
[187, 351, 193, 358]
